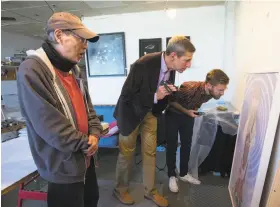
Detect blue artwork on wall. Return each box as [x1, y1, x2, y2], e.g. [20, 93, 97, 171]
[86, 32, 127, 77]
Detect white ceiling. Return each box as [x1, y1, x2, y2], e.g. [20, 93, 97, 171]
[1, 1, 224, 39]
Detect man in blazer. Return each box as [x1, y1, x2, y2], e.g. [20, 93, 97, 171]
[113, 36, 196, 207]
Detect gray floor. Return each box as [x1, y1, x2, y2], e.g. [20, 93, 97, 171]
[1, 147, 232, 207]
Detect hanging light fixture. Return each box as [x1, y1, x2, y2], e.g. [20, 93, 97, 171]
[165, 0, 176, 19]
[166, 8, 176, 19]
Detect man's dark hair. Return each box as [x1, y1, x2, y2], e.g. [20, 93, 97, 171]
[166, 36, 196, 57]
[205, 69, 229, 86]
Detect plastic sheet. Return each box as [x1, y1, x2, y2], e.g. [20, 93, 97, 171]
[176, 101, 239, 178]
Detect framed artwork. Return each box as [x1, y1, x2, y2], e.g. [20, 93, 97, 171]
[166, 36, 190, 46]
[86, 32, 127, 77]
[229, 72, 280, 207]
[139, 38, 162, 58]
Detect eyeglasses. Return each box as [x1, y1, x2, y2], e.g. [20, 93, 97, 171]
[62, 29, 87, 44]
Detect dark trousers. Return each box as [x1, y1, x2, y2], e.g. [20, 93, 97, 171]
[47, 158, 99, 207]
[166, 110, 194, 177]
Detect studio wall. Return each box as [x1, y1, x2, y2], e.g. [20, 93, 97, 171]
[1, 31, 42, 61]
[231, 2, 280, 111]
[83, 5, 226, 105]
[229, 2, 280, 206]
[1, 31, 43, 108]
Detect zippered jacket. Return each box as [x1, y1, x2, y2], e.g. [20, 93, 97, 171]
[17, 47, 102, 184]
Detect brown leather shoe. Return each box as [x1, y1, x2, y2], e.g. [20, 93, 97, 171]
[144, 192, 168, 207]
[113, 189, 135, 205]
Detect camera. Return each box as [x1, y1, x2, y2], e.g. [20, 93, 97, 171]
[194, 111, 206, 116]
[160, 80, 177, 93]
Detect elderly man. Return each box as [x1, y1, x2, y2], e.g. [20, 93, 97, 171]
[113, 36, 196, 207]
[166, 69, 230, 193]
[17, 12, 102, 207]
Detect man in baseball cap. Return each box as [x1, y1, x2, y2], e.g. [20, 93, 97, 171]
[47, 12, 99, 43]
[17, 12, 103, 207]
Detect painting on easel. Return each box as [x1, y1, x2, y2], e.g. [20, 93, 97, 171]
[229, 72, 280, 207]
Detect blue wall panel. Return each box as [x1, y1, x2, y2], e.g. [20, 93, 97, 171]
[93, 105, 116, 123]
[93, 105, 118, 148]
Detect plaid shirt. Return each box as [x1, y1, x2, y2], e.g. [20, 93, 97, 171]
[170, 81, 212, 110]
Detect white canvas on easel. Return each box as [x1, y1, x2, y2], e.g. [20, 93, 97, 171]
[229, 72, 280, 207]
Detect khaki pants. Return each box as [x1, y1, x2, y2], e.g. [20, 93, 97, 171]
[115, 112, 157, 196]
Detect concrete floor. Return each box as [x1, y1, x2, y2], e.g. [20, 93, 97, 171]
[1, 147, 232, 207]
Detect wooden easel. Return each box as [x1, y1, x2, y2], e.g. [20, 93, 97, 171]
[267, 160, 280, 207]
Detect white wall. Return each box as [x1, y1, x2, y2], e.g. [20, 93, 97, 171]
[230, 2, 280, 110]
[83, 5, 226, 105]
[222, 1, 236, 102]
[230, 2, 280, 206]
[1, 31, 42, 61]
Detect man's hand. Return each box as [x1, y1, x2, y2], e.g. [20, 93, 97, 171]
[156, 84, 177, 100]
[186, 110, 198, 118]
[87, 135, 99, 156]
